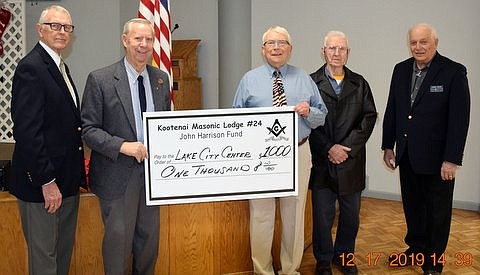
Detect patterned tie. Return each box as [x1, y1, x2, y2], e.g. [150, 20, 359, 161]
[273, 70, 287, 107]
[137, 75, 147, 117]
[59, 60, 77, 107]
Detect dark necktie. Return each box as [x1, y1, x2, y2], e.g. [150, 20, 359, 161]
[411, 69, 423, 106]
[273, 70, 287, 107]
[138, 75, 146, 117]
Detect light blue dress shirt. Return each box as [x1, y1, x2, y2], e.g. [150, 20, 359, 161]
[124, 58, 154, 142]
[233, 63, 327, 139]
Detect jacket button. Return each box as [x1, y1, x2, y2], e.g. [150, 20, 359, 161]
[404, 133, 408, 137]
[77, 127, 82, 131]
[78, 146, 82, 151]
[408, 115, 412, 119]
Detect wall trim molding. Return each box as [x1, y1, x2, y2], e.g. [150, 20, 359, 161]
[363, 190, 480, 212]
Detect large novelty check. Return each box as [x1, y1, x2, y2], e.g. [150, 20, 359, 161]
[143, 107, 298, 205]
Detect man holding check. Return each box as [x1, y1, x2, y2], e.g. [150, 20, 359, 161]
[233, 26, 327, 275]
[81, 18, 170, 274]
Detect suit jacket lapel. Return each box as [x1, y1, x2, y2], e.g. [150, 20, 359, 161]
[113, 62, 137, 135]
[36, 43, 80, 118]
[412, 53, 442, 108]
[339, 79, 356, 101]
[317, 65, 355, 101]
[147, 65, 167, 111]
[317, 68, 337, 100]
[320, 79, 337, 100]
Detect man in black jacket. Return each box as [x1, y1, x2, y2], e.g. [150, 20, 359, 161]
[309, 31, 377, 275]
[10, 5, 85, 275]
[382, 23, 470, 275]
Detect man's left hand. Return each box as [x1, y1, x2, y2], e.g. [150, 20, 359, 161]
[441, 161, 457, 181]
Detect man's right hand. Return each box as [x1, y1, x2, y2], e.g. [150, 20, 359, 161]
[120, 141, 148, 163]
[42, 182, 62, 214]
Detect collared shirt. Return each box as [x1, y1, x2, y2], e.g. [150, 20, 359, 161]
[325, 67, 343, 96]
[124, 58, 154, 142]
[39, 40, 62, 70]
[233, 63, 327, 139]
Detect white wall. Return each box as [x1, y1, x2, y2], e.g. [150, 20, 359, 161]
[252, 0, 480, 210]
[25, 0, 220, 110]
[170, 0, 219, 109]
[25, 0, 123, 97]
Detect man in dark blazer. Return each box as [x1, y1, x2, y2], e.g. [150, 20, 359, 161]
[10, 5, 85, 275]
[309, 31, 377, 275]
[81, 18, 170, 275]
[382, 23, 470, 275]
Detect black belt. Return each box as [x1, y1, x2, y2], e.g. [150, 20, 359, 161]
[298, 137, 308, 146]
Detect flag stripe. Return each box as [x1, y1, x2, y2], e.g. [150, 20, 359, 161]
[139, 0, 174, 109]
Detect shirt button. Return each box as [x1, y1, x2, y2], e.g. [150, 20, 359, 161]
[77, 127, 82, 131]
[78, 147, 82, 151]
[408, 115, 412, 119]
[404, 133, 408, 137]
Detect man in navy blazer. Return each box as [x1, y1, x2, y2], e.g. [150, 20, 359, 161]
[10, 5, 85, 275]
[382, 23, 470, 275]
[81, 18, 170, 275]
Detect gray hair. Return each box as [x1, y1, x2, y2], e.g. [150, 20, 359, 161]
[123, 18, 154, 36]
[38, 5, 72, 24]
[408, 23, 438, 42]
[262, 26, 291, 45]
[323, 30, 349, 48]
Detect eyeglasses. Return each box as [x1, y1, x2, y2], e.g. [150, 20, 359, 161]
[263, 40, 290, 47]
[325, 46, 348, 54]
[42, 22, 75, 33]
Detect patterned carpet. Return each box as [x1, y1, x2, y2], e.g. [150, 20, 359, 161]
[298, 197, 480, 275]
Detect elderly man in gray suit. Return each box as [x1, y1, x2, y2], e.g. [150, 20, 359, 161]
[81, 18, 170, 275]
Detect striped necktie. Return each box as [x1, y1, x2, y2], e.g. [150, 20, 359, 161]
[273, 70, 287, 107]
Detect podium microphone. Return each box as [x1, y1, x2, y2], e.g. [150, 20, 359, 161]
[171, 23, 179, 34]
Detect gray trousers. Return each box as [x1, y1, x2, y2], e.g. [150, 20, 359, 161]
[99, 167, 160, 275]
[18, 194, 80, 275]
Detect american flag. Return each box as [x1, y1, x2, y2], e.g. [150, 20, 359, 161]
[138, 0, 174, 110]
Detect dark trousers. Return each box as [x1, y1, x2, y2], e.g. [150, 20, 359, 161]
[399, 151, 454, 272]
[311, 187, 361, 262]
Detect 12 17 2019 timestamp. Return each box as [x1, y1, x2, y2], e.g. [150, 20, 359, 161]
[338, 252, 474, 267]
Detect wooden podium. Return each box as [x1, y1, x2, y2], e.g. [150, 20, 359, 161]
[172, 39, 202, 110]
